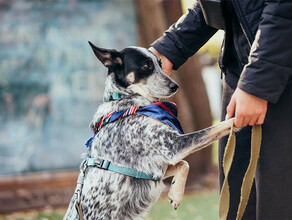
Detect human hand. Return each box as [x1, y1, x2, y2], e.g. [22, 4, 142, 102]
[226, 88, 268, 128]
[149, 47, 173, 76]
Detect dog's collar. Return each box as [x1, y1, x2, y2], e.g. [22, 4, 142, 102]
[85, 157, 160, 181]
[109, 92, 126, 101]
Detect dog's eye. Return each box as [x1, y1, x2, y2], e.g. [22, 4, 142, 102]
[142, 60, 153, 70]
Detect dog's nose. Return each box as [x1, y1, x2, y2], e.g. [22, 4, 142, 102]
[169, 82, 179, 92]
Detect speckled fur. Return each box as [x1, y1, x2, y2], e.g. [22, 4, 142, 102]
[64, 44, 234, 220]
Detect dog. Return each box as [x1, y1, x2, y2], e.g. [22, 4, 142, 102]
[64, 42, 234, 220]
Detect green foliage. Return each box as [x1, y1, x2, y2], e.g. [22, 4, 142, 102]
[198, 31, 224, 64]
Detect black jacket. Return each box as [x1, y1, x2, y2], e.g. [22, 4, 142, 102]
[151, 0, 292, 103]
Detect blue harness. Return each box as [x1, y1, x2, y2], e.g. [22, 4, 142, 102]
[85, 94, 184, 181]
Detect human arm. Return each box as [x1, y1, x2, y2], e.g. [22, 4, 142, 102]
[150, 1, 217, 72]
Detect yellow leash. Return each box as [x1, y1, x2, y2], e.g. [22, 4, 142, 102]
[219, 121, 262, 220]
[75, 200, 84, 220]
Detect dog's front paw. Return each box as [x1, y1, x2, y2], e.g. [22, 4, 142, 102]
[168, 196, 181, 210]
[168, 183, 184, 210]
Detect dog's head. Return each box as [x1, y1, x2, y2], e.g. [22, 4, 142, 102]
[89, 41, 178, 101]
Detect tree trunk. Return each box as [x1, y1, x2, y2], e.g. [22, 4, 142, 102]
[135, 0, 213, 186]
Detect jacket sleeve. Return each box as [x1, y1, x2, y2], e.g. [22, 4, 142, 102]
[238, 0, 292, 103]
[151, 1, 217, 70]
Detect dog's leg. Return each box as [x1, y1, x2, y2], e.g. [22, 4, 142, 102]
[164, 160, 189, 210]
[168, 119, 235, 165]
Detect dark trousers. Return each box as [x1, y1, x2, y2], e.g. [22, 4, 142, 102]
[218, 81, 292, 220]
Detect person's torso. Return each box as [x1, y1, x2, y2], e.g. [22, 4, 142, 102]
[219, 0, 265, 87]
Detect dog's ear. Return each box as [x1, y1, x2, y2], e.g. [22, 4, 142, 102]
[88, 41, 122, 69]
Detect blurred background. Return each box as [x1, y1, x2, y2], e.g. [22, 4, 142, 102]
[0, 0, 224, 219]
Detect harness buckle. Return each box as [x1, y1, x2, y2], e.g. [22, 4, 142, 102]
[100, 160, 110, 170]
[86, 157, 110, 170]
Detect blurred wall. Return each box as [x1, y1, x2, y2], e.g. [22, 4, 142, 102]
[0, 0, 136, 175]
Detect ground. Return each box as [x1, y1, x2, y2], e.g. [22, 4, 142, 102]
[146, 191, 219, 220]
[0, 189, 219, 220]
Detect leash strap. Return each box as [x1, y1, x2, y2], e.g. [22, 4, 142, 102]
[219, 120, 236, 220]
[219, 122, 262, 220]
[75, 200, 84, 220]
[74, 161, 87, 220]
[236, 125, 262, 219]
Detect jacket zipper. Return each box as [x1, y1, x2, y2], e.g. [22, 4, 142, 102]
[232, 1, 252, 48]
[239, 22, 252, 48]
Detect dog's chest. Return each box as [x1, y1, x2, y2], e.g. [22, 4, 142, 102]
[90, 115, 171, 176]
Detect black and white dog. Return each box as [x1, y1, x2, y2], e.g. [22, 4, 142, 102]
[64, 42, 234, 220]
